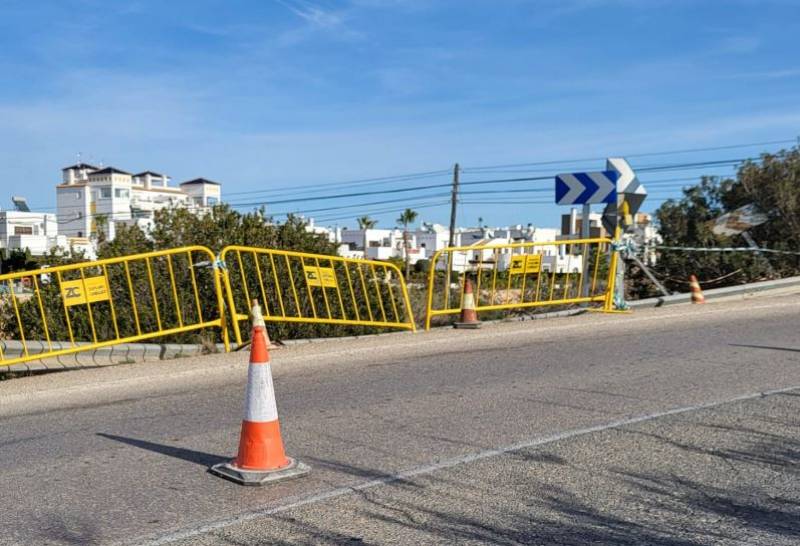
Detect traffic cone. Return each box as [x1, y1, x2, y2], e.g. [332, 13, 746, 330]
[210, 300, 310, 486]
[454, 277, 481, 329]
[689, 275, 705, 304]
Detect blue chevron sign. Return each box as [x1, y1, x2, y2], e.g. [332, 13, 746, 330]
[555, 171, 619, 205]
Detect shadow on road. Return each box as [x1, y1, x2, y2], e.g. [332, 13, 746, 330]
[729, 343, 800, 353]
[96, 433, 228, 466]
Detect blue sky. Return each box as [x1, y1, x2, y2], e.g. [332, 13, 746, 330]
[1, 0, 799, 229]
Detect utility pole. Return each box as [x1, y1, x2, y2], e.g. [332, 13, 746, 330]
[580, 203, 591, 298]
[448, 163, 460, 248]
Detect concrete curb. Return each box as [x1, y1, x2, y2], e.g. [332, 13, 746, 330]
[0, 339, 225, 373]
[629, 275, 800, 308]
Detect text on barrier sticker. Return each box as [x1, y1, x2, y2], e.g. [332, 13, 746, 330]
[303, 265, 337, 288]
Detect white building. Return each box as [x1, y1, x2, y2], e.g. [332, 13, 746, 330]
[56, 164, 222, 242]
[336, 220, 572, 271]
[0, 209, 66, 256]
[340, 227, 426, 263]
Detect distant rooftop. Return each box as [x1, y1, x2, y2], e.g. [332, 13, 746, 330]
[133, 171, 166, 178]
[90, 167, 132, 176]
[61, 163, 98, 171]
[180, 178, 220, 186]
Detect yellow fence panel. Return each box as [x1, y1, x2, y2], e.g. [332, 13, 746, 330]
[219, 246, 416, 345]
[0, 246, 228, 367]
[424, 237, 617, 330]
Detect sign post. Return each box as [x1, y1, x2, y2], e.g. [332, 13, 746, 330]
[556, 158, 647, 311]
[580, 203, 591, 298]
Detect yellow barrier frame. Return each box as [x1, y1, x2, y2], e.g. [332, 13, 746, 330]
[424, 237, 618, 330]
[219, 245, 416, 345]
[0, 246, 229, 367]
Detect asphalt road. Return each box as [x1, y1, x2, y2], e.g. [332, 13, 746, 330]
[1, 292, 799, 545]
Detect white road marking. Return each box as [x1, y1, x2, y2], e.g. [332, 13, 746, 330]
[137, 384, 800, 546]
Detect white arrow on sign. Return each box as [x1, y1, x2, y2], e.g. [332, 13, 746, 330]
[555, 171, 617, 205]
[606, 157, 646, 196]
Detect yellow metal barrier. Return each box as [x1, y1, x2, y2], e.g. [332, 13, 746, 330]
[0, 246, 228, 367]
[424, 237, 617, 330]
[219, 246, 416, 345]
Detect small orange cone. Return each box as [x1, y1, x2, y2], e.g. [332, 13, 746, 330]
[210, 300, 310, 486]
[689, 275, 705, 304]
[454, 277, 481, 329]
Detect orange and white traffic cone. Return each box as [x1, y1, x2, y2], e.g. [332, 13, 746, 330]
[689, 275, 705, 304]
[210, 300, 310, 486]
[454, 277, 481, 329]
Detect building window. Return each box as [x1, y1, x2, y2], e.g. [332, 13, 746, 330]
[14, 226, 33, 235]
[207, 197, 218, 206]
[115, 189, 129, 199]
[78, 231, 83, 237]
[100, 187, 112, 199]
[75, 192, 82, 199]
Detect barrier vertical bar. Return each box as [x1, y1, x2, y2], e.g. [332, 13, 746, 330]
[187, 251, 204, 324]
[369, 264, 388, 323]
[358, 264, 375, 323]
[591, 242, 602, 297]
[79, 268, 99, 343]
[166, 254, 184, 328]
[32, 275, 53, 351]
[145, 257, 163, 331]
[102, 264, 121, 340]
[332, 261, 347, 320]
[314, 257, 332, 319]
[7, 279, 28, 356]
[55, 271, 76, 346]
[124, 261, 142, 336]
[490, 248, 499, 306]
[534, 250, 544, 303]
[343, 262, 360, 322]
[276, 254, 291, 317]
[384, 265, 400, 322]
[252, 251, 271, 317]
[236, 251, 252, 319]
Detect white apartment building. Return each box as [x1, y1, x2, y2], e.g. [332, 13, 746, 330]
[56, 164, 222, 241]
[0, 209, 66, 256]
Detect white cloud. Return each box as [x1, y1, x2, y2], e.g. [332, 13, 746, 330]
[275, 0, 344, 28]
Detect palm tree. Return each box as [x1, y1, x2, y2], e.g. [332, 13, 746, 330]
[356, 216, 377, 254]
[396, 208, 418, 279]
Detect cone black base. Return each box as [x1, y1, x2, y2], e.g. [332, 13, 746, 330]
[454, 321, 481, 329]
[210, 457, 311, 486]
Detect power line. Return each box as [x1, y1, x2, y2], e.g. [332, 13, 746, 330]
[312, 201, 451, 224]
[223, 169, 451, 198]
[461, 138, 795, 172]
[247, 192, 453, 217]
